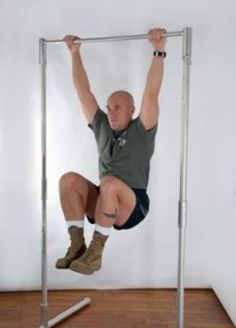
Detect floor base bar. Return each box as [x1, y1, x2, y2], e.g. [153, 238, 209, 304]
[39, 297, 91, 328]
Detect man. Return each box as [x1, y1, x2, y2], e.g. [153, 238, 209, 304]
[56, 28, 167, 275]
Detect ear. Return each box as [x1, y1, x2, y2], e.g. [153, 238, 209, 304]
[129, 105, 135, 115]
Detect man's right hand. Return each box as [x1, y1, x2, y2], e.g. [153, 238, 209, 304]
[63, 35, 81, 54]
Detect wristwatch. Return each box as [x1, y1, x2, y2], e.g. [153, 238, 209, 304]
[153, 50, 167, 58]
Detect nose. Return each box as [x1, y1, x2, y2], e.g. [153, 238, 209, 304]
[108, 109, 116, 118]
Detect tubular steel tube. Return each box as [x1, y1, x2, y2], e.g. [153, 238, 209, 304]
[44, 30, 183, 44]
[39, 38, 48, 328]
[39, 38, 91, 328]
[48, 298, 91, 327]
[39, 27, 192, 328]
[177, 27, 192, 328]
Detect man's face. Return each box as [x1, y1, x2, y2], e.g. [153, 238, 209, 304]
[106, 92, 134, 131]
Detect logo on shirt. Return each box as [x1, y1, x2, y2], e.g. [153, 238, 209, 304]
[117, 136, 127, 147]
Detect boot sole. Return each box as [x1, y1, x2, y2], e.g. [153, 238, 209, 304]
[70, 263, 101, 275]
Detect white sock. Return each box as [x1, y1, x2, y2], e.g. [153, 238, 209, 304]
[67, 219, 84, 229]
[95, 224, 112, 236]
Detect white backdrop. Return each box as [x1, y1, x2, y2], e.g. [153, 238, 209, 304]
[0, 0, 236, 323]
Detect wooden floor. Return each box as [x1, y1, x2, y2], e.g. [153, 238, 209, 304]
[0, 289, 234, 328]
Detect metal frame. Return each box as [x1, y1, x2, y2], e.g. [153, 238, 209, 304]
[39, 27, 192, 328]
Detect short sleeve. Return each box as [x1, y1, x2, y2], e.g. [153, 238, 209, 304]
[88, 108, 108, 132]
[135, 116, 158, 139]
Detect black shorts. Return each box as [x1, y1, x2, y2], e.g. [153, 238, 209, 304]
[87, 188, 150, 230]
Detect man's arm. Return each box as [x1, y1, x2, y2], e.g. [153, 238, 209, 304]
[64, 35, 99, 124]
[139, 28, 167, 130]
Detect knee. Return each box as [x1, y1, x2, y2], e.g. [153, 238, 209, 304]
[59, 172, 82, 190]
[100, 177, 121, 196]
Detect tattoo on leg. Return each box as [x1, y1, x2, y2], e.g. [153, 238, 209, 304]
[103, 208, 118, 220]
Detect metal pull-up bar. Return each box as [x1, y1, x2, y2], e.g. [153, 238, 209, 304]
[39, 27, 192, 328]
[43, 30, 183, 44]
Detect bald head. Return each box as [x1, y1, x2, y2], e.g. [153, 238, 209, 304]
[106, 90, 135, 131]
[108, 90, 134, 106]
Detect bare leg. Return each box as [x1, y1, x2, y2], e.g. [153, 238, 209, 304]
[59, 172, 99, 220]
[55, 172, 99, 269]
[95, 176, 136, 228]
[69, 176, 137, 274]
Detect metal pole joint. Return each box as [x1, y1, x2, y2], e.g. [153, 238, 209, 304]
[182, 27, 192, 61]
[39, 38, 47, 65]
[178, 201, 187, 228]
[182, 55, 192, 66]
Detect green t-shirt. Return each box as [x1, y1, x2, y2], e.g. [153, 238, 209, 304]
[89, 108, 157, 189]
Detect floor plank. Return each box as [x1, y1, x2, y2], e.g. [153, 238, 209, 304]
[0, 289, 234, 328]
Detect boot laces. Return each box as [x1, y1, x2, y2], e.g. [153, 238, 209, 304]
[84, 239, 101, 261]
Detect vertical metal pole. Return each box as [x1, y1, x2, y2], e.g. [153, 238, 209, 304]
[39, 38, 48, 328]
[177, 27, 192, 328]
[38, 38, 91, 328]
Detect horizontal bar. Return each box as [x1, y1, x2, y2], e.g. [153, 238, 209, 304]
[47, 297, 91, 327]
[44, 30, 183, 44]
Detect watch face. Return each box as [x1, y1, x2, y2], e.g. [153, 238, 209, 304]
[154, 51, 166, 58]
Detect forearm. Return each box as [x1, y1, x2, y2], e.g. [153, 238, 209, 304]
[144, 55, 164, 98]
[71, 50, 91, 97]
[63, 35, 98, 122]
[139, 28, 167, 129]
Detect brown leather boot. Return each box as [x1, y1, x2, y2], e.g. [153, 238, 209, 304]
[70, 231, 108, 275]
[55, 226, 87, 269]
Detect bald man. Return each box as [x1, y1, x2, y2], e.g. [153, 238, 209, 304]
[55, 28, 167, 275]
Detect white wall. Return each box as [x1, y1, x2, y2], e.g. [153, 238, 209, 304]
[0, 0, 236, 324]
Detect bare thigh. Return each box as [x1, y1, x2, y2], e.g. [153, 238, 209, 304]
[60, 172, 99, 219]
[99, 176, 136, 227]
